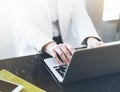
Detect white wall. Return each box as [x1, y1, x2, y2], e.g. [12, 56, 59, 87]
[0, 0, 15, 59]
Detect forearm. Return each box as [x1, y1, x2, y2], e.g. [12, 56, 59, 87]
[72, 0, 101, 43]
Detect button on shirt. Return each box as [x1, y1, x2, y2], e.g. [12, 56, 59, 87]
[48, 0, 60, 37]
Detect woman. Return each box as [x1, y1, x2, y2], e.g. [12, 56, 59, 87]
[13, 0, 103, 64]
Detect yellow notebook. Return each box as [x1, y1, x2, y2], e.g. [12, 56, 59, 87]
[0, 69, 46, 92]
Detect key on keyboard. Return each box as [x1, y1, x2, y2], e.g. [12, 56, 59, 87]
[54, 64, 67, 78]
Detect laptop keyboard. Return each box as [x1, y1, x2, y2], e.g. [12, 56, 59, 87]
[54, 64, 67, 78]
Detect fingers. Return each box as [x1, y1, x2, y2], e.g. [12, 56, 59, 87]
[43, 42, 62, 64]
[87, 41, 105, 48]
[44, 42, 75, 65]
[52, 50, 62, 64]
[64, 43, 75, 55]
[87, 37, 104, 48]
[54, 46, 69, 64]
[58, 45, 70, 63]
[53, 44, 74, 64]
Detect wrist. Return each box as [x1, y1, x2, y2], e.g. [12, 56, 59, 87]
[43, 41, 57, 52]
[87, 37, 100, 44]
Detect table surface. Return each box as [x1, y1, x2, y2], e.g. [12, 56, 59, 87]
[0, 54, 120, 92]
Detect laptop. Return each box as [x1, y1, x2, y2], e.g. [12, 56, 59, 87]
[44, 41, 120, 84]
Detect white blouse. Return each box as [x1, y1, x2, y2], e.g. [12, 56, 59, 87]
[48, 0, 60, 37]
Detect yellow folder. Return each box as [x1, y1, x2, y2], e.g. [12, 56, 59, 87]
[0, 69, 46, 92]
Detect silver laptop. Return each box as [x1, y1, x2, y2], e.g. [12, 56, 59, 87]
[44, 41, 120, 84]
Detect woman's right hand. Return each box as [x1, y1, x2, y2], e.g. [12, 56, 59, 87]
[43, 42, 75, 64]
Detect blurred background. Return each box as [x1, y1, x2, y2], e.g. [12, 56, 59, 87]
[0, 0, 15, 59]
[0, 0, 120, 59]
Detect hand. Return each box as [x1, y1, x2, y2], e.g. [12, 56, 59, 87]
[87, 37, 104, 48]
[43, 42, 75, 64]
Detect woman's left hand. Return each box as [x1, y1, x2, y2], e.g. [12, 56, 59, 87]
[87, 37, 104, 48]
